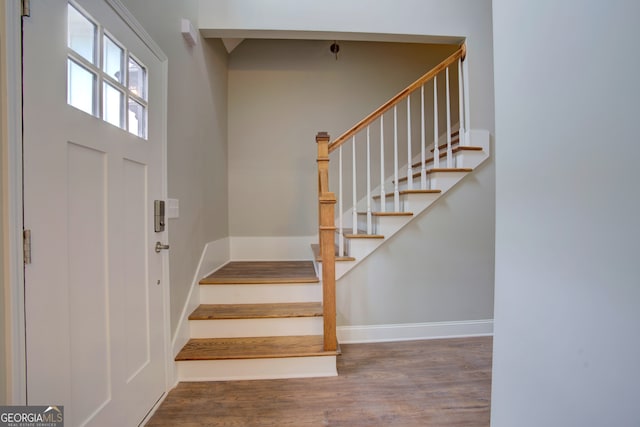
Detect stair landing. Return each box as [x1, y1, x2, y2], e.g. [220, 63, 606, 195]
[199, 261, 319, 284]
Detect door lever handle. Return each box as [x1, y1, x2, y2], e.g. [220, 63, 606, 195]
[155, 242, 170, 253]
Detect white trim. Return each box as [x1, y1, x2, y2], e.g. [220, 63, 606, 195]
[138, 391, 169, 427]
[189, 317, 323, 338]
[170, 237, 230, 385]
[230, 235, 317, 261]
[176, 356, 337, 382]
[200, 282, 321, 305]
[105, 0, 167, 62]
[337, 319, 493, 344]
[4, 0, 26, 405]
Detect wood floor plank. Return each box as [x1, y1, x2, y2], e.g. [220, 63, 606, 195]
[189, 302, 323, 320]
[200, 261, 319, 284]
[175, 335, 338, 361]
[149, 337, 492, 427]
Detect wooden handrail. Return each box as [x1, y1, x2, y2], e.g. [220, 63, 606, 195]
[328, 43, 466, 153]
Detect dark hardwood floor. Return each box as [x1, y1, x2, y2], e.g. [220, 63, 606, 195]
[146, 336, 492, 426]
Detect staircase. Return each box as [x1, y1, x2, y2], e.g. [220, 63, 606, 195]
[175, 42, 490, 381]
[317, 128, 489, 281]
[176, 261, 339, 381]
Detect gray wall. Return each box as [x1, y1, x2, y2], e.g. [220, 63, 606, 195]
[120, 0, 229, 335]
[228, 40, 460, 236]
[491, 1, 640, 426]
[338, 158, 494, 325]
[199, 0, 495, 132]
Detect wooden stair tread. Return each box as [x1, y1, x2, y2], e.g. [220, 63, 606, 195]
[411, 146, 483, 168]
[310, 244, 356, 262]
[200, 261, 318, 284]
[430, 168, 473, 173]
[344, 230, 384, 239]
[372, 189, 442, 200]
[189, 302, 323, 320]
[356, 211, 413, 217]
[175, 335, 339, 361]
[397, 168, 472, 184]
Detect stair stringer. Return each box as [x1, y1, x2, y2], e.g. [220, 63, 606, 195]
[316, 129, 490, 280]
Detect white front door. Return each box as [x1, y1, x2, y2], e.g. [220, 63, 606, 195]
[23, 1, 168, 425]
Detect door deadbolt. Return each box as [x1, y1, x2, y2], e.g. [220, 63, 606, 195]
[155, 242, 170, 253]
[154, 200, 165, 232]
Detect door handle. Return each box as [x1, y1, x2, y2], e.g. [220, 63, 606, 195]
[155, 242, 170, 253]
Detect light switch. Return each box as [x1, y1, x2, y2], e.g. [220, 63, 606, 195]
[166, 198, 179, 219]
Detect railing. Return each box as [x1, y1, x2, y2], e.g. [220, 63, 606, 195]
[316, 43, 469, 352]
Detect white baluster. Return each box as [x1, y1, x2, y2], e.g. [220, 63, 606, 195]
[338, 146, 344, 257]
[380, 117, 386, 213]
[433, 76, 440, 169]
[457, 58, 465, 147]
[393, 105, 400, 212]
[421, 85, 427, 190]
[406, 95, 413, 190]
[366, 126, 372, 234]
[463, 55, 471, 145]
[352, 136, 357, 235]
[446, 66, 452, 168]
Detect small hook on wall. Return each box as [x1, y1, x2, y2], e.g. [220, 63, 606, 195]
[330, 41, 340, 60]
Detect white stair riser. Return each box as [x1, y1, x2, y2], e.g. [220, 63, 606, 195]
[373, 192, 439, 213]
[403, 193, 440, 212]
[189, 317, 323, 338]
[177, 356, 337, 381]
[348, 238, 384, 260]
[317, 260, 357, 281]
[374, 215, 413, 236]
[429, 171, 468, 192]
[377, 198, 395, 212]
[199, 283, 321, 304]
[455, 150, 486, 169]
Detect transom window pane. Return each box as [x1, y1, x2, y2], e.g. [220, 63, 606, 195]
[67, 59, 96, 115]
[128, 58, 147, 100]
[103, 83, 124, 128]
[128, 100, 147, 138]
[66, 2, 149, 140]
[67, 4, 96, 64]
[103, 35, 124, 83]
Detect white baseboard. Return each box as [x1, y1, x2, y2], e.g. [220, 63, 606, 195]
[230, 235, 317, 260]
[176, 356, 337, 382]
[337, 319, 493, 343]
[170, 237, 230, 385]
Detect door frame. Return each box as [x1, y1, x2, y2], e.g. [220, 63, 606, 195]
[2, 0, 172, 406]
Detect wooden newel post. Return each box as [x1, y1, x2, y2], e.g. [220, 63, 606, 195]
[316, 132, 337, 352]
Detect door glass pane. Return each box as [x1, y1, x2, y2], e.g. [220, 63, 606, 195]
[67, 59, 96, 115]
[103, 83, 124, 128]
[128, 100, 147, 139]
[103, 35, 124, 83]
[67, 4, 96, 64]
[128, 57, 147, 100]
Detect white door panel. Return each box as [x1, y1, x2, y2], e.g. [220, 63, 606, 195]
[23, 1, 167, 425]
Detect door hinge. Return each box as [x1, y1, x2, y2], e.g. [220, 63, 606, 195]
[21, 0, 30, 17]
[23, 229, 32, 265]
